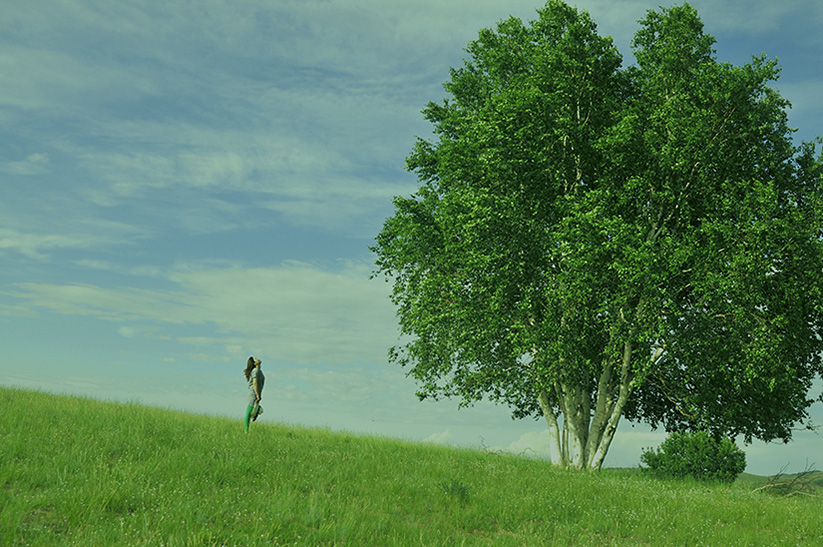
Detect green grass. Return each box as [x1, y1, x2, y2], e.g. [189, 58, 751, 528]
[1, 387, 821, 546]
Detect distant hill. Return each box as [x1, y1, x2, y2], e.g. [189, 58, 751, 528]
[1, 386, 821, 546]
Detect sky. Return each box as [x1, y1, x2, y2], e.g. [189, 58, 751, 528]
[2, 0, 822, 476]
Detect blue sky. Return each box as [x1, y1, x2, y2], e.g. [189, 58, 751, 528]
[2, 0, 822, 475]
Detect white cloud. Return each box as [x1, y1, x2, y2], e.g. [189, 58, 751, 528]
[2, 0, 432, 241]
[118, 325, 171, 340]
[0, 231, 86, 259]
[7, 282, 176, 321]
[73, 260, 166, 278]
[5, 259, 398, 366]
[1, 153, 50, 175]
[0, 45, 156, 113]
[423, 429, 453, 445]
[15, 0, 820, 249]
[169, 261, 399, 364]
[117, 326, 139, 338]
[0, 226, 141, 260]
[504, 430, 552, 459]
[37, 112, 411, 237]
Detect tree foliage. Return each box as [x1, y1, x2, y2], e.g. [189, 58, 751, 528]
[372, 1, 823, 470]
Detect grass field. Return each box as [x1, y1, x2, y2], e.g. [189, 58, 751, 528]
[1, 386, 821, 546]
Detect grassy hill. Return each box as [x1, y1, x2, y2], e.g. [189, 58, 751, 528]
[1, 387, 821, 546]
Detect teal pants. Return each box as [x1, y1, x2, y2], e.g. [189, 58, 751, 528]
[244, 405, 254, 432]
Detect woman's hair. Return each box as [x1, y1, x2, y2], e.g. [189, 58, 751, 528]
[244, 356, 257, 381]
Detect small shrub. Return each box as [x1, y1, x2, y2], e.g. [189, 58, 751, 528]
[641, 430, 746, 483]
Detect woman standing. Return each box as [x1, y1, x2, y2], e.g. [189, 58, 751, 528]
[243, 356, 265, 432]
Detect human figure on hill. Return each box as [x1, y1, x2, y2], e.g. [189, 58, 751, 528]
[243, 356, 265, 432]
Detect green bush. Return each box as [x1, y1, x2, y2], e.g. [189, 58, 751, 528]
[641, 430, 746, 483]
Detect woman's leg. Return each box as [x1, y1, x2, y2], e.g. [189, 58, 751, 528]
[244, 405, 254, 432]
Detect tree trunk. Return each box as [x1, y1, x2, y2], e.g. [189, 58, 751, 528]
[589, 387, 631, 471]
[540, 341, 638, 471]
[539, 390, 565, 468]
[560, 381, 590, 469]
[541, 399, 623, 471]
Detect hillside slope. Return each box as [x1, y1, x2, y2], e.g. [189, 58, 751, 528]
[1, 387, 821, 546]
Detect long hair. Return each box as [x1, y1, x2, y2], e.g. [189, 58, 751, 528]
[244, 356, 256, 381]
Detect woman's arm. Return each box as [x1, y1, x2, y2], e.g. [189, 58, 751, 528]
[253, 377, 261, 401]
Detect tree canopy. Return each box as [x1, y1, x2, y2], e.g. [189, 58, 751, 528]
[372, 1, 823, 470]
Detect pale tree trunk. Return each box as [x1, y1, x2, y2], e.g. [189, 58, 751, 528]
[589, 386, 631, 470]
[541, 382, 626, 471]
[539, 324, 636, 468]
[589, 340, 642, 470]
[539, 341, 662, 471]
[563, 383, 590, 469]
[538, 391, 565, 468]
[540, 381, 598, 470]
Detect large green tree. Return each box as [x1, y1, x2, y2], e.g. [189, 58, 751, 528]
[372, 1, 823, 470]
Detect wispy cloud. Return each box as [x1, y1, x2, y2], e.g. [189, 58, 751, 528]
[2, 0, 436, 246]
[5, 259, 398, 366]
[10, 0, 817, 253]
[0, 223, 144, 260]
[0, 231, 91, 259]
[1, 153, 51, 176]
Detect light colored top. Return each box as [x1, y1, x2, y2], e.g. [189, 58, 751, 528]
[247, 367, 265, 407]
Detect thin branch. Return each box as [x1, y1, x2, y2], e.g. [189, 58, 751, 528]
[754, 462, 820, 497]
[649, 373, 697, 419]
